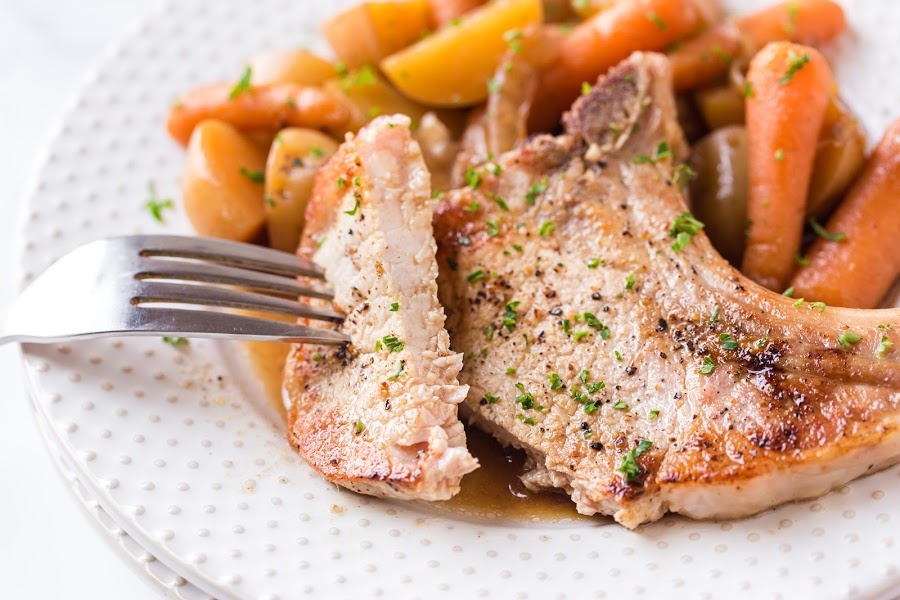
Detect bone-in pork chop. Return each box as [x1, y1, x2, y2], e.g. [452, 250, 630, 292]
[285, 115, 477, 500]
[434, 52, 900, 528]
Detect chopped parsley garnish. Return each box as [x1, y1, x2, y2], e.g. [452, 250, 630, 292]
[708, 306, 720, 325]
[484, 392, 501, 404]
[308, 146, 325, 158]
[573, 330, 591, 341]
[486, 77, 501, 94]
[467, 269, 485, 283]
[463, 200, 480, 212]
[525, 179, 549, 205]
[583, 401, 599, 414]
[228, 67, 253, 100]
[581, 81, 593, 95]
[265, 196, 276, 207]
[388, 361, 404, 380]
[561, 319, 573, 335]
[793, 297, 805, 308]
[742, 81, 754, 98]
[579, 370, 590, 385]
[778, 52, 810, 85]
[344, 194, 360, 216]
[512, 244, 523, 252]
[516, 414, 536, 426]
[492, 195, 509, 211]
[340, 64, 377, 90]
[648, 409, 660, 420]
[838, 331, 862, 348]
[618, 439, 653, 483]
[587, 258, 600, 269]
[719, 333, 738, 351]
[381, 335, 405, 353]
[646, 11, 666, 30]
[389, 302, 399, 312]
[613, 400, 628, 410]
[614, 350, 624, 361]
[633, 141, 672, 165]
[506, 368, 517, 375]
[625, 274, 636, 291]
[549, 373, 564, 390]
[699, 356, 717, 375]
[673, 164, 696, 188]
[465, 167, 482, 190]
[877, 335, 893, 358]
[782, 287, 795, 298]
[162, 336, 187, 347]
[809, 217, 847, 242]
[794, 253, 811, 267]
[809, 301, 826, 313]
[583, 312, 601, 328]
[539, 221, 555, 236]
[145, 182, 174, 223]
[239, 167, 264, 184]
[483, 326, 494, 341]
[486, 219, 500, 236]
[669, 212, 705, 252]
[311, 353, 323, 362]
[515, 391, 535, 410]
[502, 300, 521, 332]
[337, 176, 346, 190]
[504, 29, 523, 53]
[355, 420, 364, 434]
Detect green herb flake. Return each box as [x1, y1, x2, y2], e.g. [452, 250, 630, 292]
[228, 67, 253, 100]
[502, 300, 521, 332]
[561, 319, 573, 335]
[506, 367, 517, 376]
[838, 331, 862, 348]
[265, 195, 276, 207]
[669, 212, 705, 252]
[876, 335, 893, 358]
[614, 350, 624, 362]
[581, 81, 593, 95]
[673, 164, 697, 188]
[516, 414, 536, 425]
[719, 333, 738, 351]
[625, 274, 636, 291]
[467, 269, 485, 283]
[613, 400, 629, 410]
[778, 52, 810, 85]
[162, 336, 187, 347]
[699, 356, 717, 375]
[708, 306, 720, 325]
[618, 439, 653, 483]
[308, 146, 325, 158]
[491, 196, 510, 213]
[539, 221, 555, 236]
[503, 29, 523, 53]
[355, 420, 364, 434]
[388, 361, 404, 380]
[512, 244, 523, 252]
[389, 302, 399, 312]
[525, 179, 549, 205]
[145, 183, 174, 223]
[465, 167, 482, 190]
[742, 81, 754, 98]
[809, 217, 847, 242]
[311, 352, 323, 362]
[515, 391, 535, 410]
[463, 200, 480, 212]
[344, 194, 360, 216]
[458, 235, 471, 246]
[486, 219, 500, 237]
[648, 409, 660, 421]
[587, 258, 600, 269]
[782, 287, 795, 298]
[549, 372, 564, 390]
[382, 335, 405, 353]
[809, 301, 826, 313]
[583, 401, 600, 414]
[793, 298, 805, 308]
[340, 64, 377, 90]
[774, 148, 785, 161]
[487, 77, 501, 95]
[573, 330, 591, 341]
[794, 253, 811, 267]
[646, 11, 666, 30]
[337, 176, 347, 190]
[484, 392, 501, 404]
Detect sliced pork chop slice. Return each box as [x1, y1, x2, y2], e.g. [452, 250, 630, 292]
[284, 115, 477, 500]
[434, 52, 900, 528]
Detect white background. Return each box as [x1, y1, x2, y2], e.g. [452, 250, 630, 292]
[0, 0, 160, 598]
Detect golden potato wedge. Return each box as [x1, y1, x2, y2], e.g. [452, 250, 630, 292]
[247, 49, 337, 86]
[323, 67, 430, 134]
[381, 0, 543, 107]
[183, 120, 268, 242]
[324, 0, 432, 69]
[806, 95, 866, 219]
[264, 128, 339, 252]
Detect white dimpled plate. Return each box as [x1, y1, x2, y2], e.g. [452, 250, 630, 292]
[15, 0, 900, 598]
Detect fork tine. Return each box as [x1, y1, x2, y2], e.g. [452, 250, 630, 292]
[134, 281, 344, 322]
[134, 235, 325, 280]
[137, 258, 334, 300]
[132, 307, 349, 344]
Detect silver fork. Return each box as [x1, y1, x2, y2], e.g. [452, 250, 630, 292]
[1, 235, 348, 345]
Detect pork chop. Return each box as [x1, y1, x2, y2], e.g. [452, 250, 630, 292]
[434, 52, 900, 528]
[284, 115, 478, 500]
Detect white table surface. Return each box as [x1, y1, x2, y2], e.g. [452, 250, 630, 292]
[0, 1, 162, 598]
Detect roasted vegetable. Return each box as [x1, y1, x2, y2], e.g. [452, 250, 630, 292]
[324, 0, 432, 69]
[695, 84, 745, 130]
[183, 120, 268, 242]
[247, 50, 337, 86]
[381, 0, 543, 108]
[322, 68, 430, 135]
[688, 126, 749, 266]
[806, 95, 866, 219]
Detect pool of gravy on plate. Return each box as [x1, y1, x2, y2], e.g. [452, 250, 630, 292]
[244, 341, 586, 522]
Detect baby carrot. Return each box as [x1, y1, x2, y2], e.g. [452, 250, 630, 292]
[528, 0, 703, 132]
[790, 119, 900, 309]
[167, 82, 351, 146]
[736, 0, 846, 53]
[427, 0, 486, 28]
[740, 42, 832, 291]
[670, 22, 742, 92]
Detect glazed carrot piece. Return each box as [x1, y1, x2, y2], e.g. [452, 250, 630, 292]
[670, 22, 742, 91]
[741, 42, 833, 291]
[427, 0, 486, 28]
[736, 0, 846, 53]
[166, 82, 351, 146]
[528, 0, 703, 132]
[790, 119, 900, 309]
[669, 0, 846, 91]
